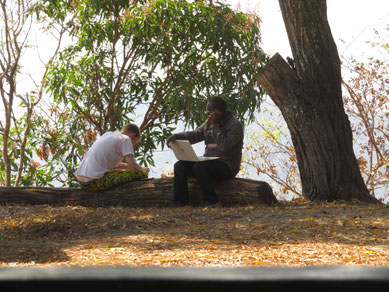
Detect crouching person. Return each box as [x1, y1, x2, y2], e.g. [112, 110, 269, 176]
[74, 123, 150, 191]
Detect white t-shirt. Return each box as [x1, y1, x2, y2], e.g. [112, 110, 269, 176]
[75, 131, 134, 180]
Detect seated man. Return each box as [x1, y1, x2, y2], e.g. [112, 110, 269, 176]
[74, 123, 150, 191]
[167, 97, 244, 206]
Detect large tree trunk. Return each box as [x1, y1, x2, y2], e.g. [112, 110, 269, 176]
[0, 178, 277, 207]
[257, 0, 378, 203]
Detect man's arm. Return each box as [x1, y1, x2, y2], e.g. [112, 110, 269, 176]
[113, 162, 130, 170]
[167, 122, 206, 146]
[117, 154, 150, 173]
[210, 122, 244, 152]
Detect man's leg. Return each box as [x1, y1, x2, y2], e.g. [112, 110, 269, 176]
[192, 160, 233, 204]
[80, 170, 147, 192]
[173, 160, 195, 206]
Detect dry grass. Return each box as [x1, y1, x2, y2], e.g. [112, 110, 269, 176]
[0, 201, 388, 267]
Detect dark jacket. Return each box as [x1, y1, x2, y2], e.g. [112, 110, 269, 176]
[175, 112, 244, 176]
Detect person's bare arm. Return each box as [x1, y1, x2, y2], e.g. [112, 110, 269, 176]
[113, 162, 130, 170]
[123, 154, 150, 173]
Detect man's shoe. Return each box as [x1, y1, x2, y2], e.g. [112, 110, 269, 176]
[173, 201, 189, 207]
[203, 200, 219, 207]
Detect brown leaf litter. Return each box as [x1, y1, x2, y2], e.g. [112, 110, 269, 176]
[0, 201, 388, 267]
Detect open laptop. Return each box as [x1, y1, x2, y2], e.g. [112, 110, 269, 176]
[169, 140, 219, 162]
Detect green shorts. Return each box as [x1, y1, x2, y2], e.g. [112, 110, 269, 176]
[79, 170, 148, 192]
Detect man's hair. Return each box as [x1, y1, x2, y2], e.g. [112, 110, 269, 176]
[209, 96, 227, 113]
[121, 123, 140, 137]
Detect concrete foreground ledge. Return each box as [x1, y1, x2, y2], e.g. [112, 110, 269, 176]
[0, 266, 388, 291]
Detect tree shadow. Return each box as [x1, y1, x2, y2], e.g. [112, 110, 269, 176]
[0, 206, 148, 264]
[0, 202, 387, 265]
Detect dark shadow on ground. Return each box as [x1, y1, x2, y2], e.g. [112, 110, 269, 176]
[0, 201, 388, 264]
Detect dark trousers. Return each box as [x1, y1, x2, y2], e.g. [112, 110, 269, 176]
[173, 160, 233, 205]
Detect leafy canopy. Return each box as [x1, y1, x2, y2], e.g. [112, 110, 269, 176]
[36, 0, 267, 184]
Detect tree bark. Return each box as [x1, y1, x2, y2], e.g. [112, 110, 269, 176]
[257, 0, 378, 203]
[0, 178, 277, 207]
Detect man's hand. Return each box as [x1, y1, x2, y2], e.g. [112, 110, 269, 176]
[166, 134, 177, 147]
[124, 154, 149, 174]
[113, 162, 129, 170]
[208, 109, 223, 125]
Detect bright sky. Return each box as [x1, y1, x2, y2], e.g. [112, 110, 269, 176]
[153, 0, 389, 178]
[2, 0, 388, 185]
[23, 0, 388, 83]
[225, 0, 388, 60]
[15, 0, 389, 104]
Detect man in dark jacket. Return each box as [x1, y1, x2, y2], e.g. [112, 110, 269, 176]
[167, 97, 244, 206]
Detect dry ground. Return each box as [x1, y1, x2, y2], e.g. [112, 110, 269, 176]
[0, 201, 388, 267]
